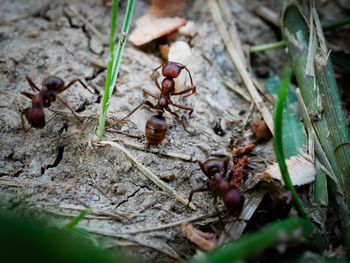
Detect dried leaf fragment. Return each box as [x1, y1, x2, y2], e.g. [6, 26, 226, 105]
[261, 155, 316, 186]
[182, 222, 217, 250]
[149, 0, 186, 17]
[129, 15, 187, 46]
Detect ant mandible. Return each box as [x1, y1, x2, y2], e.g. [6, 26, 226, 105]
[111, 61, 196, 146]
[20, 76, 93, 131]
[187, 158, 245, 218]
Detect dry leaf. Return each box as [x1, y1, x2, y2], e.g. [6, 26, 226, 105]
[149, 0, 186, 17]
[129, 15, 186, 46]
[129, 0, 187, 46]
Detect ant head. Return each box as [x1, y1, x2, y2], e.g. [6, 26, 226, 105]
[145, 114, 167, 145]
[42, 76, 64, 92]
[27, 108, 45, 128]
[202, 158, 227, 179]
[162, 62, 181, 78]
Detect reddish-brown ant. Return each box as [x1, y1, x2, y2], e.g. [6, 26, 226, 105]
[111, 61, 196, 146]
[187, 158, 245, 218]
[20, 76, 93, 131]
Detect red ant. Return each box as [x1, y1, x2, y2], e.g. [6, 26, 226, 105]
[187, 158, 245, 218]
[111, 61, 196, 146]
[20, 76, 93, 131]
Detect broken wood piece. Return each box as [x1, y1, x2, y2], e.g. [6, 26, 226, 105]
[261, 155, 316, 186]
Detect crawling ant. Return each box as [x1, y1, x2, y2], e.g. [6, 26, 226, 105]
[187, 158, 245, 218]
[111, 61, 196, 146]
[20, 76, 93, 131]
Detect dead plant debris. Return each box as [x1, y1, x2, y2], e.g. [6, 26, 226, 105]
[182, 221, 217, 251]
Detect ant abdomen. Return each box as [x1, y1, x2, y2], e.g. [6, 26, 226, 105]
[223, 189, 245, 217]
[145, 114, 167, 145]
[27, 108, 45, 128]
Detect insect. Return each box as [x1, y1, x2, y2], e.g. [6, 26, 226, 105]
[111, 61, 196, 146]
[20, 76, 93, 131]
[187, 158, 245, 218]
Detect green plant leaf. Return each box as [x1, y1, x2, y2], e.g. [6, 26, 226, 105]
[265, 75, 307, 158]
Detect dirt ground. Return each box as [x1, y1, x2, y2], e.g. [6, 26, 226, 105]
[0, 0, 348, 262]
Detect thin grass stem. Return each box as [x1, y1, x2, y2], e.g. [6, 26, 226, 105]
[249, 40, 285, 53]
[97, 0, 135, 139]
[65, 209, 90, 229]
[97, 0, 118, 139]
[273, 67, 307, 217]
[249, 17, 350, 53]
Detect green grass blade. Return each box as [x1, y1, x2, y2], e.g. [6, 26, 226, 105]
[282, 4, 350, 248]
[265, 75, 307, 158]
[273, 67, 307, 217]
[190, 218, 318, 263]
[97, 0, 135, 139]
[64, 209, 90, 229]
[97, 0, 119, 139]
[322, 17, 350, 31]
[109, 0, 136, 93]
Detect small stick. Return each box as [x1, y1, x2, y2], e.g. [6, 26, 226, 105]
[209, 0, 274, 133]
[86, 228, 181, 260]
[122, 213, 217, 234]
[59, 204, 129, 221]
[223, 79, 251, 102]
[218, 0, 247, 68]
[105, 128, 142, 138]
[241, 101, 255, 129]
[252, 77, 275, 105]
[252, 6, 280, 27]
[43, 207, 111, 220]
[94, 140, 196, 210]
[87, 57, 107, 69]
[112, 138, 193, 161]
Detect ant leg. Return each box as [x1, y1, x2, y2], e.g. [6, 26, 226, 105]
[152, 62, 166, 75]
[20, 91, 36, 100]
[176, 63, 194, 86]
[213, 194, 223, 222]
[142, 89, 158, 99]
[58, 79, 94, 94]
[110, 100, 157, 128]
[151, 70, 163, 92]
[192, 160, 210, 177]
[168, 101, 193, 117]
[172, 86, 196, 98]
[25, 77, 40, 91]
[165, 106, 194, 135]
[56, 95, 82, 123]
[21, 108, 30, 132]
[187, 187, 211, 209]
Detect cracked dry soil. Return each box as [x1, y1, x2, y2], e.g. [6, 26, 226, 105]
[0, 0, 283, 262]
